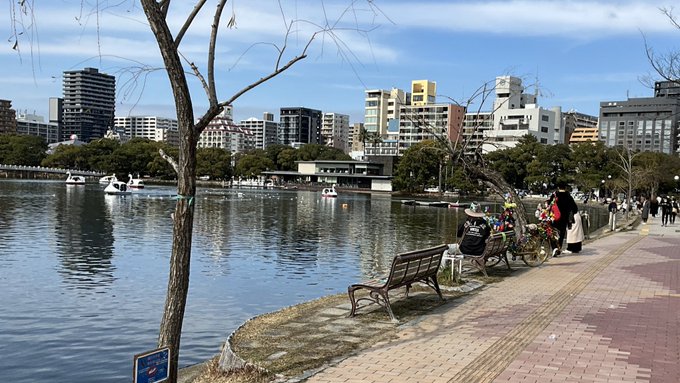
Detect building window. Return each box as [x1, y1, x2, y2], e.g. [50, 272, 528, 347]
[541, 115, 549, 122]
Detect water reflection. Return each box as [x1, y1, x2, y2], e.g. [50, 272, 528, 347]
[54, 185, 116, 290]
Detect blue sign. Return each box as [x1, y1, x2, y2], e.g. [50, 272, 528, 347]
[134, 347, 170, 383]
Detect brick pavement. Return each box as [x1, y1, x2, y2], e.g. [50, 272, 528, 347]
[305, 219, 680, 383]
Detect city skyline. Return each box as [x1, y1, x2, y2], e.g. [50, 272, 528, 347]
[2, 0, 679, 124]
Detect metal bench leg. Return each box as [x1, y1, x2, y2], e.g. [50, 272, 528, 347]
[347, 286, 360, 318]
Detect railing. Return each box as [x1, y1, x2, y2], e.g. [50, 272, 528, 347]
[0, 164, 104, 176]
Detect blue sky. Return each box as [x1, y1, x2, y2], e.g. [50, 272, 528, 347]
[2, 0, 680, 124]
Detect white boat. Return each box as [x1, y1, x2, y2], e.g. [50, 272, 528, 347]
[321, 185, 338, 198]
[104, 180, 132, 195]
[127, 174, 145, 189]
[65, 171, 86, 185]
[99, 174, 117, 185]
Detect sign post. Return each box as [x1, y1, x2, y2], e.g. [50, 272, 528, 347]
[133, 347, 170, 383]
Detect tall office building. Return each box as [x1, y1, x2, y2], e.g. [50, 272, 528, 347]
[61, 67, 116, 142]
[599, 80, 680, 154]
[0, 99, 17, 134]
[240, 112, 279, 149]
[279, 107, 322, 147]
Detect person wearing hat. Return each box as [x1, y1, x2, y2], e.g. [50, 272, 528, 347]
[447, 202, 491, 256]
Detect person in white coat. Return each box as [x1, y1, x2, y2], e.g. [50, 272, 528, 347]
[565, 211, 584, 253]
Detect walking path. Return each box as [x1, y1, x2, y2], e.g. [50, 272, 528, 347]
[305, 217, 680, 383]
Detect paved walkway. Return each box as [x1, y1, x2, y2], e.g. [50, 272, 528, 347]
[304, 217, 680, 383]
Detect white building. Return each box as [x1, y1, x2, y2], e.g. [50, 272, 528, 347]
[114, 115, 179, 146]
[482, 76, 562, 152]
[321, 112, 350, 152]
[240, 112, 278, 150]
[199, 108, 255, 154]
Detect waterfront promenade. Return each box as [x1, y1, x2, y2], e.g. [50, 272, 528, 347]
[302, 218, 679, 383]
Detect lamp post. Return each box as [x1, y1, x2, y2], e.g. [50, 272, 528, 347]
[675, 175, 679, 193]
[600, 179, 605, 201]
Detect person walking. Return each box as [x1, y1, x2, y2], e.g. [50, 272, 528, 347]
[650, 196, 659, 218]
[608, 200, 618, 231]
[566, 211, 584, 253]
[660, 196, 671, 227]
[547, 182, 578, 257]
[641, 196, 650, 224]
[671, 197, 678, 224]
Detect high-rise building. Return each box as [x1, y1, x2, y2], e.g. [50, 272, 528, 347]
[61, 67, 115, 142]
[599, 80, 680, 154]
[114, 116, 179, 146]
[411, 80, 436, 106]
[240, 112, 278, 149]
[279, 107, 322, 147]
[0, 99, 17, 134]
[398, 103, 466, 155]
[321, 112, 350, 152]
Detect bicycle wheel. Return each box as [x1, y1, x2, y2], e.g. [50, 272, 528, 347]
[521, 236, 549, 267]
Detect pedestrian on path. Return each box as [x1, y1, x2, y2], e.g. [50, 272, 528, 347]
[671, 197, 678, 224]
[660, 196, 671, 226]
[641, 196, 650, 224]
[608, 200, 618, 230]
[547, 182, 578, 257]
[651, 196, 659, 217]
[566, 211, 584, 253]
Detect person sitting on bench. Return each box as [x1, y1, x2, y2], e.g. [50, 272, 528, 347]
[447, 202, 491, 256]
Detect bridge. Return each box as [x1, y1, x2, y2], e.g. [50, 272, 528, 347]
[0, 164, 104, 179]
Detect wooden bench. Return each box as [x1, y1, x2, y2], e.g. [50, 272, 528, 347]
[462, 231, 515, 277]
[348, 244, 448, 322]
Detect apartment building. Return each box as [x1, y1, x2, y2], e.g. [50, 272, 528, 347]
[279, 107, 322, 148]
[321, 112, 350, 152]
[240, 112, 278, 150]
[0, 99, 17, 134]
[364, 88, 409, 136]
[564, 110, 598, 144]
[198, 108, 254, 154]
[61, 67, 116, 142]
[114, 116, 179, 146]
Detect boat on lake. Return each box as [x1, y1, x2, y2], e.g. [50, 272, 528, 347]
[65, 171, 86, 185]
[99, 174, 117, 185]
[321, 184, 338, 198]
[400, 199, 449, 207]
[447, 201, 469, 208]
[127, 174, 145, 189]
[104, 180, 132, 195]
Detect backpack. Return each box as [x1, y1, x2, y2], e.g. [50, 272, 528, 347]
[550, 196, 561, 221]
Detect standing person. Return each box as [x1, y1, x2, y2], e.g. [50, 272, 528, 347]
[671, 197, 678, 224]
[447, 202, 491, 256]
[566, 211, 584, 253]
[608, 200, 618, 231]
[641, 196, 650, 224]
[650, 196, 659, 218]
[547, 182, 578, 257]
[660, 196, 671, 227]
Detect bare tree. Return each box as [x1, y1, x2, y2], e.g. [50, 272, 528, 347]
[9, 2, 383, 382]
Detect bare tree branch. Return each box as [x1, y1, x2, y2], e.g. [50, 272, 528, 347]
[159, 148, 179, 174]
[207, 0, 228, 107]
[174, 0, 208, 48]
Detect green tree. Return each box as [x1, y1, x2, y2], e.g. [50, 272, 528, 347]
[110, 138, 156, 177]
[265, 144, 291, 170]
[566, 141, 612, 193]
[83, 138, 120, 173]
[234, 150, 274, 178]
[196, 147, 232, 181]
[277, 148, 297, 171]
[393, 140, 445, 192]
[485, 135, 541, 189]
[41, 144, 88, 169]
[0, 134, 47, 166]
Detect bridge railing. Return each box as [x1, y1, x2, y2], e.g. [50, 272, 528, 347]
[0, 164, 104, 176]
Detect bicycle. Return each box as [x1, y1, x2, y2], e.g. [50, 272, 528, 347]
[483, 221, 557, 268]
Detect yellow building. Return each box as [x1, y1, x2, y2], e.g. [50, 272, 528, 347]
[411, 80, 436, 106]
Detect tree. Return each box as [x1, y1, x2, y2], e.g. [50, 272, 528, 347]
[0, 134, 47, 166]
[234, 150, 274, 178]
[393, 140, 445, 193]
[196, 147, 232, 181]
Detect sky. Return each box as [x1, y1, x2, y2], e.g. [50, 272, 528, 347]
[2, 0, 680, 124]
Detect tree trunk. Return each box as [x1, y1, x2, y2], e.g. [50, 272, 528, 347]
[141, 2, 198, 382]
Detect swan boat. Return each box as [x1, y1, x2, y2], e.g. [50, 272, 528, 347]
[104, 180, 132, 195]
[65, 171, 86, 185]
[321, 185, 338, 198]
[127, 174, 145, 189]
[99, 174, 117, 185]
